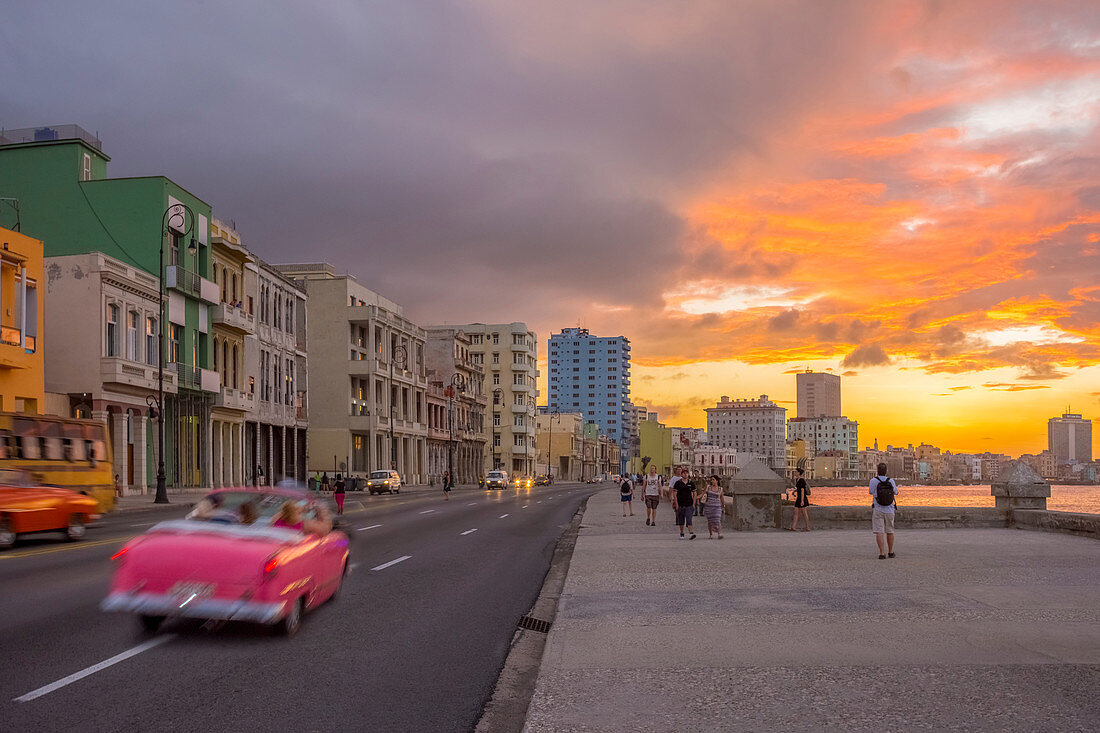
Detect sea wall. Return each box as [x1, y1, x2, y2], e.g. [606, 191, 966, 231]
[1012, 509, 1100, 539]
[778, 505, 1010, 529]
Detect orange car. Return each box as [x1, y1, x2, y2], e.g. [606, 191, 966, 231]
[0, 469, 101, 549]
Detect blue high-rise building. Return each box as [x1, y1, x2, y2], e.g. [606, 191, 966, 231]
[547, 328, 632, 452]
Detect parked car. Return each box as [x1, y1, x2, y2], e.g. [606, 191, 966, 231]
[101, 487, 349, 636]
[0, 469, 101, 549]
[366, 470, 401, 495]
[534, 475, 550, 486]
[485, 470, 509, 490]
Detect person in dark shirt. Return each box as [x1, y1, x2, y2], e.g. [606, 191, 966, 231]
[669, 466, 697, 540]
[790, 467, 811, 531]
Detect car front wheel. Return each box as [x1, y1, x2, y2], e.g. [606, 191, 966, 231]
[139, 614, 165, 634]
[66, 515, 86, 541]
[0, 517, 15, 549]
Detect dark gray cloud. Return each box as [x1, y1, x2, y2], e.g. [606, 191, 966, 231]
[842, 344, 891, 368]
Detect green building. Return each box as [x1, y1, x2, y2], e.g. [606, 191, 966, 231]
[0, 124, 220, 488]
[633, 418, 673, 476]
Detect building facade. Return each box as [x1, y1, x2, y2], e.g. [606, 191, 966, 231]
[1, 125, 219, 489]
[535, 410, 584, 480]
[424, 327, 488, 484]
[796, 370, 841, 418]
[546, 328, 632, 463]
[276, 263, 426, 483]
[786, 416, 859, 479]
[0, 228, 44, 415]
[706, 395, 787, 472]
[1048, 412, 1092, 466]
[458, 323, 539, 476]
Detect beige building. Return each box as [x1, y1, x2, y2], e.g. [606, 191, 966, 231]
[424, 327, 488, 484]
[536, 411, 584, 480]
[458, 323, 539, 476]
[276, 263, 426, 482]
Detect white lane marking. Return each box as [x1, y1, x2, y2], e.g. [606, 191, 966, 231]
[461, 528, 478, 535]
[522, 505, 529, 509]
[14, 635, 175, 702]
[467, 502, 477, 506]
[419, 509, 436, 514]
[499, 514, 509, 519]
[371, 555, 412, 571]
[128, 522, 156, 527]
[537, 501, 542, 504]
[357, 524, 382, 532]
[350, 563, 359, 570]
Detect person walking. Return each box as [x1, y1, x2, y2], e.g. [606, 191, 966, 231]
[642, 465, 661, 526]
[320, 471, 330, 493]
[870, 462, 898, 559]
[703, 475, 724, 539]
[619, 473, 635, 516]
[669, 466, 697, 540]
[334, 473, 346, 515]
[443, 470, 452, 500]
[790, 468, 811, 531]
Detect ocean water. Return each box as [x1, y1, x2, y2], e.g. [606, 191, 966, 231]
[801, 484, 1099, 515]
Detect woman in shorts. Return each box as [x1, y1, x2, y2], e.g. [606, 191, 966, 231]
[619, 474, 634, 516]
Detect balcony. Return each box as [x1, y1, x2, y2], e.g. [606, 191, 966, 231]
[211, 303, 255, 334]
[170, 362, 219, 392]
[510, 362, 532, 372]
[100, 357, 177, 393]
[215, 386, 253, 411]
[166, 265, 219, 304]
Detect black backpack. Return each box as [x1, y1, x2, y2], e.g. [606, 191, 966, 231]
[620, 479, 632, 495]
[874, 477, 895, 507]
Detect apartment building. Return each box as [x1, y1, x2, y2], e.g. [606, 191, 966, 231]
[1048, 412, 1092, 465]
[535, 410, 584, 481]
[458, 323, 539, 476]
[786, 416, 859, 479]
[0, 228, 45, 415]
[424, 327, 488, 484]
[547, 328, 632, 464]
[706, 395, 787, 472]
[276, 263, 426, 482]
[796, 370, 841, 418]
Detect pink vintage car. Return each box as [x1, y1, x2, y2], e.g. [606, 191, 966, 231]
[101, 488, 349, 636]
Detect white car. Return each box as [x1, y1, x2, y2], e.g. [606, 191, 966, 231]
[366, 470, 401, 495]
[485, 470, 509, 490]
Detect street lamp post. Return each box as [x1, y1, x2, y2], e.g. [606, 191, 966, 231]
[153, 202, 197, 504]
[492, 388, 502, 470]
[546, 409, 560, 484]
[447, 373, 465, 486]
[388, 344, 407, 471]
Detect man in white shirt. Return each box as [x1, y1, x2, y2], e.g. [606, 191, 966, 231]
[869, 462, 899, 559]
[642, 465, 661, 526]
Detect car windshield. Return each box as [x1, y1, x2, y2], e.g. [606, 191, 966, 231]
[370, 471, 391, 479]
[207, 491, 300, 521]
[487, 471, 504, 478]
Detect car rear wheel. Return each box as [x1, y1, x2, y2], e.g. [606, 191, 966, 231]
[0, 517, 14, 549]
[278, 598, 304, 637]
[139, 614, 165, 633]
[66, 515, 86, 541]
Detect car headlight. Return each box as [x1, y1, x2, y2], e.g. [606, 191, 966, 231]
[383, 480, 390, 484]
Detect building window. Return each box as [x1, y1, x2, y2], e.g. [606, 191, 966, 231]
[82, 153, 91, 181]
[492, 352, 500, 364]
[106, 304, 120, 357]
[492, 333, 499, 344]
[493, 413, 501, 427]
[213, 337, 219, 373]
[223, 341, 229, 386]
[169, 324, 182, 364]
[145, 317, 158, 365]
[126, 311, 139, 361]
[232, 344, 239, 389]
[232, 273, 238, 304]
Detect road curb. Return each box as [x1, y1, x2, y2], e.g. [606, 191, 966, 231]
[474, 494, 590, 733]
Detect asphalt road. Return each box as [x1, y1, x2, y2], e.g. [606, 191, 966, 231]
[0, 482, 599, 732]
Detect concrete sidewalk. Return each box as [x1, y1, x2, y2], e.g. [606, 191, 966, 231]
[523, 488, 1100, 732]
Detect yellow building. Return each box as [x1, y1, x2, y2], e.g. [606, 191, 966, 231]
[632, 418, 673, 475]
[0, 227, 44, 413]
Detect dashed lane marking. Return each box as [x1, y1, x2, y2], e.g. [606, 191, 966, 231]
[357, 524, 383, 531]
[522, 505, 529, 508]
[14, 635, 176, 702]
[419, 509, 436, 514]
[460, 528, 478, 535]
[499, 514, 509, 519]
[371, 555, 412, 571]
[467, 502, 477, 506]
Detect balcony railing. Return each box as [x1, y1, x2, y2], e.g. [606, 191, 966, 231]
[166, 265, 219, 304]
[171, 362, 219, 392]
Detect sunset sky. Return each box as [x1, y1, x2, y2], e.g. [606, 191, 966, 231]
[4, 1, 1099, 456]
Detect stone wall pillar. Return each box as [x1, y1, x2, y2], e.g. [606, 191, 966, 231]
[109, 411, 126, 492]
[992, 460, 1050, 511]
[724, 457, 787, 530]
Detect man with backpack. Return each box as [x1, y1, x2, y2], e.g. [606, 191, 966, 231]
[619, 474, 635, 517]
[870, 462, 899, 559]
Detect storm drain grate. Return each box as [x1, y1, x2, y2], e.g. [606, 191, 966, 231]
[518, 615, 552, 634]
